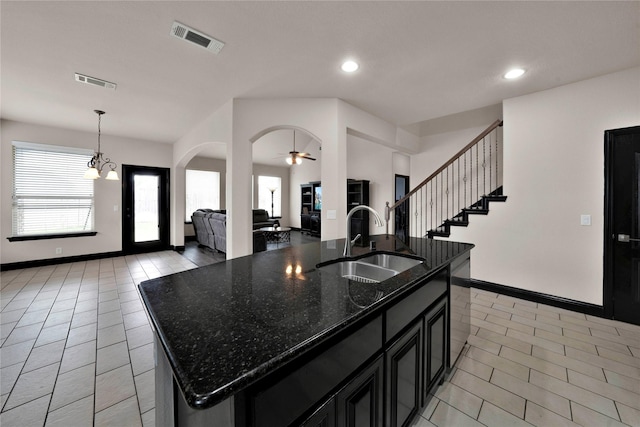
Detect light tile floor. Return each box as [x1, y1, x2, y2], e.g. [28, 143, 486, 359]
[416, 289, 640, 427]
[1, 251, 198, 426]
[1, 252, 640, 426]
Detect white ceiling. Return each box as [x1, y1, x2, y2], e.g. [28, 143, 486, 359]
[2, 1, 639, 164]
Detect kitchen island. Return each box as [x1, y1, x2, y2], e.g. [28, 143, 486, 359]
[139, 235, 472, 427]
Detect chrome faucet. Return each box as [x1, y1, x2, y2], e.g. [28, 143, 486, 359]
[343, 205, 385, 257]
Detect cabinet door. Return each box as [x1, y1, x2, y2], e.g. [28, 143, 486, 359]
[424, 299, 447, 399]
[301, 399, 336, 427]
[310, 215, 321, 235]
[385, 321, 422, 427]
[336, 356, 383, 427]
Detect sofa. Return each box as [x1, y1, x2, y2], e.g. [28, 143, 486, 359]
[191, 209, 276, 253]
[252, 209, 280, 229]
[191, 209, 218, 249]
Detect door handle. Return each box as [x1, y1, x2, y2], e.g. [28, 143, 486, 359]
[618, 234, 640, 243]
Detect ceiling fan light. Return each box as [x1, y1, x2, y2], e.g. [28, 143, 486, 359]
[286, 155, 302, 165]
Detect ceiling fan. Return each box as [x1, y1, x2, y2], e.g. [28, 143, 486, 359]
[279, 130, 316, 165]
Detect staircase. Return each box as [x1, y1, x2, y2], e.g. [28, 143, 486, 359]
[427, 186, 507, 237]
[386, 120, 506, 240]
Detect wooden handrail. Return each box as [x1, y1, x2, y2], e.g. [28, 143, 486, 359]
[389, 119, 503, 211]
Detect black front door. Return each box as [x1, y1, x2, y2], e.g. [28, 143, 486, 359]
[605, 125, 640, 325]
[122, 165, 170, 254]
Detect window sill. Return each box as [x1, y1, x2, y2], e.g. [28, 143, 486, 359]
[7, 231, 98, 242]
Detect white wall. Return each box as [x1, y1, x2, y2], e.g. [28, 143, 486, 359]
[445, 67, 640, 305]
[170, 98, 418, 257]
[232, 98, 343, 256]
[1, 119, 172, 264]
[252, 163, 291, 226]
[288, 138, 321, 228]
[411, 125, 500, 186]
[172, 101, 233, 249]
[392, 152, 410, 177]
[346, 134, 396, 236]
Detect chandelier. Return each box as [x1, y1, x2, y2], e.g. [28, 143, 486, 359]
[83, 110, 119, 180]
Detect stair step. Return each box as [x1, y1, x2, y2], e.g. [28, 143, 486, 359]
[426, 188, 507, 239]
[445, 218, 469, 227]
[427, 229, 450, 238]
[463, 207, 489, 215]
[484, 195, 508, 203]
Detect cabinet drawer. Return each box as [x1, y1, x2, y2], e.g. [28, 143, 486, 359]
[385, 269, 447, 343]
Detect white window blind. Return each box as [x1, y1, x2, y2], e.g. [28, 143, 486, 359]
[185, 169, 220, 218]
[12, 141, 95, 237]
[258, 175, 281, 217]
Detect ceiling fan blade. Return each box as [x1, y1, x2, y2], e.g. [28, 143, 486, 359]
[300, 154, 316, 161]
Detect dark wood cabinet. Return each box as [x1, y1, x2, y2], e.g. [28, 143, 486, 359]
[301, 182, 321, 236]
[238, 268, 455, 427]
[424, 299, 447, 401]
[301, 399, 336, 427]
[300, 356, 383, 427]
[301, 213, 321, 236]
[336, 356, 383, 427]
[301, 184, 314, 215]
[449, 255, 471, 370]
[347, 180, 370, 240]
[385, 321, 422, 427]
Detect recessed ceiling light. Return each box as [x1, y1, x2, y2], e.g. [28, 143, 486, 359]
[504, 68, 526, 79]
[341, 60, 359, 73]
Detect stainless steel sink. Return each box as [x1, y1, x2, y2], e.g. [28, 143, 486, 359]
[356, 253, 423, 273]
[317, 253, 423, 284]
[318, 260, 397, 283]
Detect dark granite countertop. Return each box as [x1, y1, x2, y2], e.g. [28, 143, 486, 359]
[138, 235, 473, 410]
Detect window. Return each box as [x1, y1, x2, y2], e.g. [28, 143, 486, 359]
[11, 141, 95, 238]
[258, 175, 281, 217]
[185, 169, 220, 218]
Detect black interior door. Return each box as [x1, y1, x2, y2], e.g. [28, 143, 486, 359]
[122, 165, 170, 254]
[605, 126, 640, 325]
[394, 175, 410, 242]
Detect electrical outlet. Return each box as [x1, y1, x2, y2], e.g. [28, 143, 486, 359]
[55, 247, 63, 255]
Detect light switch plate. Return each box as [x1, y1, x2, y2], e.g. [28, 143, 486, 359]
[580, 214, 591, 226]
[327, 210, 337, 220]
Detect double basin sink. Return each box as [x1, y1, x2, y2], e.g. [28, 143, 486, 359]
[317, 253, 424, 284]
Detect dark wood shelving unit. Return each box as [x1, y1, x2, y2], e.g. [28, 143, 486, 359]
[347, 179, 370, 240]
[300, 182, 321, 236]
[300, 180, 370, 239]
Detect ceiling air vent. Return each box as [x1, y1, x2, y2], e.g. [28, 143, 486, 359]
[170, 21, 224, 54]
[75, 73, 117, 90]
